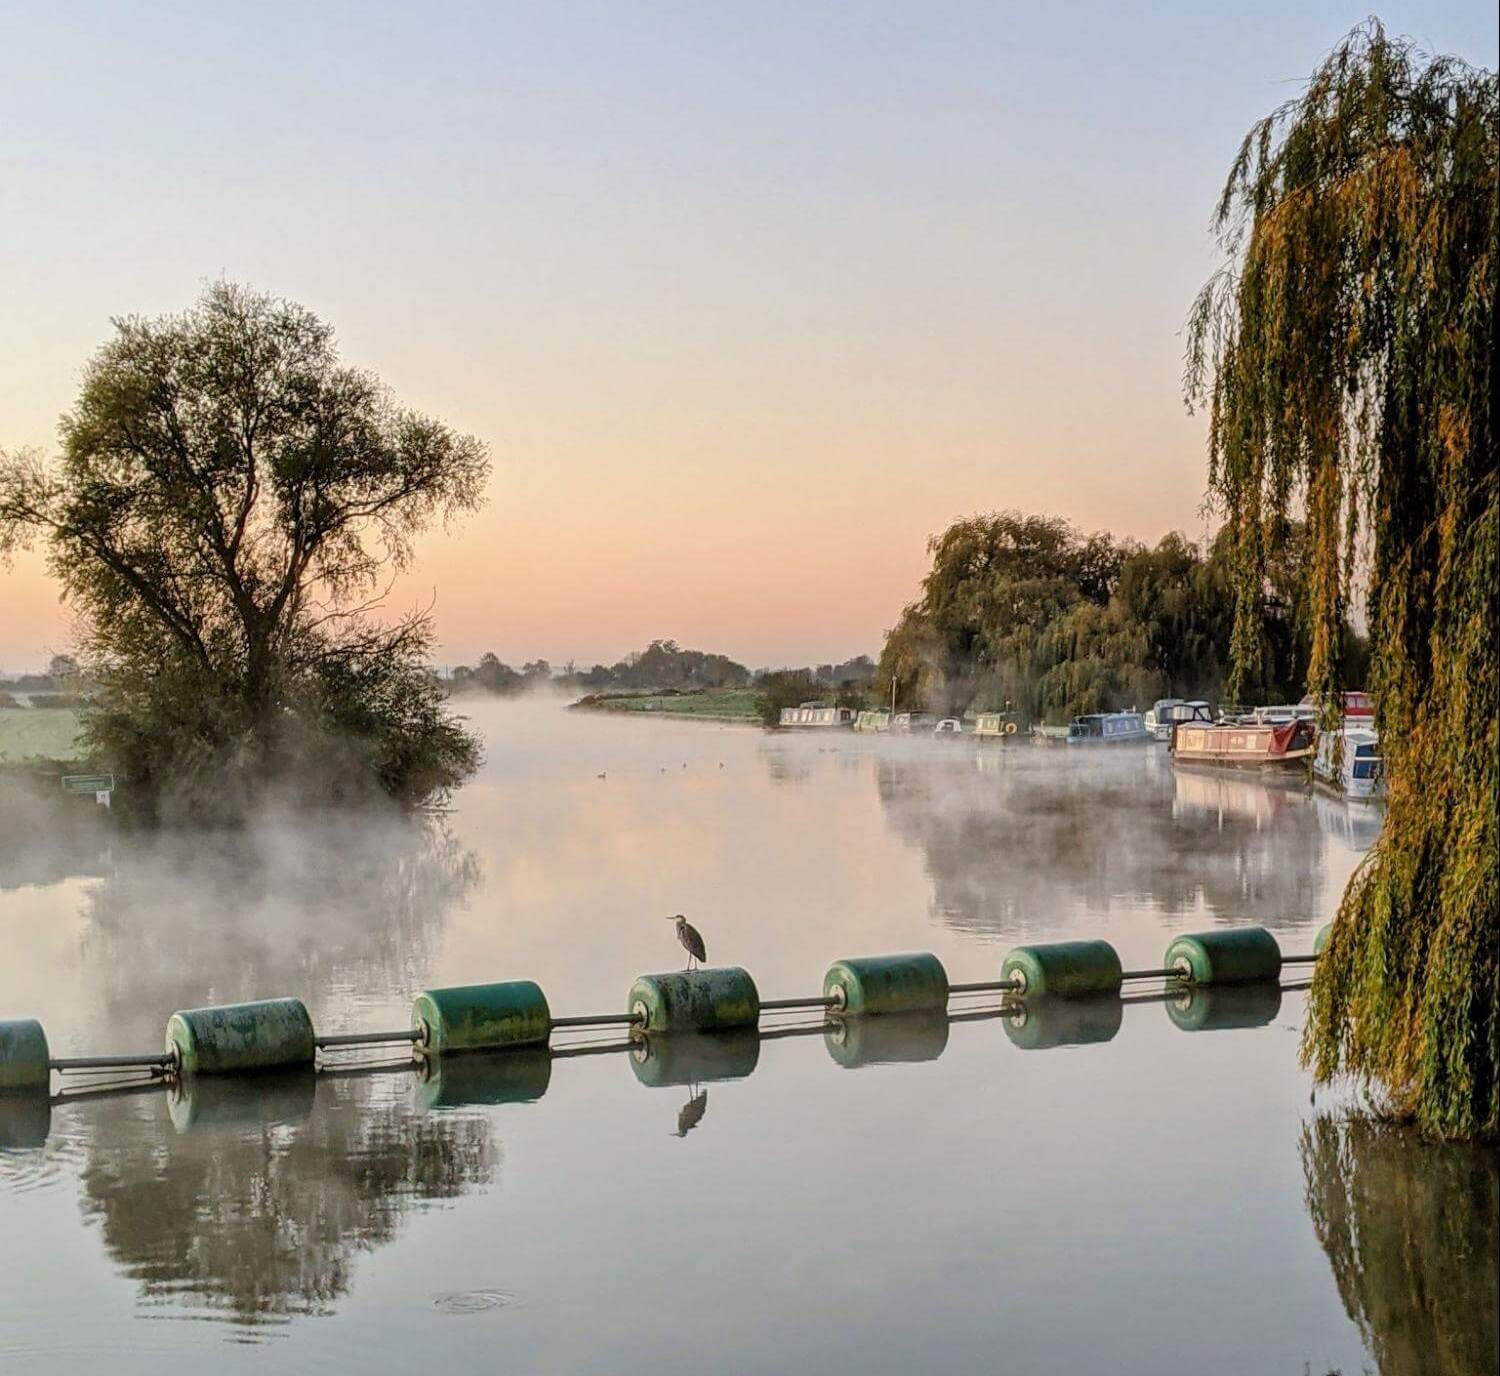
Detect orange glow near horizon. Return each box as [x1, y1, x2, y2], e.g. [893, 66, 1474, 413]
[4, 4, 1486, 673]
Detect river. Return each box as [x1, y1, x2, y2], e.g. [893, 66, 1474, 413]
[1, 697, 1493, 1373]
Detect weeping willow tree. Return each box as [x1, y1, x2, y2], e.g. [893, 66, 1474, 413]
[1186, 23, 1497, 1139]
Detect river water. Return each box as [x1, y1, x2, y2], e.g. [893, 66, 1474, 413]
[1, 698, 1493, 1374]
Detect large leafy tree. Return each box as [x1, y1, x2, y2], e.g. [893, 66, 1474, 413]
[1, 283, 489, 817]
[1187, 23, 1497, 1137]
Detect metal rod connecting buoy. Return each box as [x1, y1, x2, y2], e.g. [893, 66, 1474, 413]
[2, 928, 1330, 1092]
[49, 1052, 175, 1073]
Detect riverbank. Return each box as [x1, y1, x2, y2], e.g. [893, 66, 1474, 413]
[0, 705, 86, 768]
[568, 688, 762, 724]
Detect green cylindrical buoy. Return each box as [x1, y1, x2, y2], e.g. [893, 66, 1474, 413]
[0, 1018, 49, 1093]
[165, 998, 316, 1075]
[1167, 983, 1282, 1033]
[823, 953, 949, 1015]
[1001, 940, 1123, 998]
[1003, 996, 1123, 1051]
[1314, 923, 1333, 955]
[168, 1069, 317, 1133]
[1164, 927, 1282, 985]
[0, 1094, 50, 1150]
[628, 968, 760, 1033]
[824, 1009, 949, 1068]
[411, 981, 551, 1055]
[418, 1047, 552, 1109]
[630, 1029, 761, 1088]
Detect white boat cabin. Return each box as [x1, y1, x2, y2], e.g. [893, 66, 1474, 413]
[1313, 725, 1384, 799]
[1145, 699, 1214, 742]
[778, 703, 857, 729]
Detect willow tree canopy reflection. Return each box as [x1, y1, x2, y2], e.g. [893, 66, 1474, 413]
[871, 750, 1328, 938]
[1301, 1115, 1498, 1375]
[76, 1072, 495, 1329]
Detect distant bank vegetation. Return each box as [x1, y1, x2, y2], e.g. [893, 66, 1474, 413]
[447, 638, 877, 729]
[876, 511, 1367, 725]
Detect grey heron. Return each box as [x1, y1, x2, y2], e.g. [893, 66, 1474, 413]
[667, 913, 707, 971]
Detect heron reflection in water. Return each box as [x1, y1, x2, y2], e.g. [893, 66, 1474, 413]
[674, 1086, 709, 1138]
[667, 913, 706, 971]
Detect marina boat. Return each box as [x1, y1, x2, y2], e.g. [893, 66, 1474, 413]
[1172, 718, 1315, 771]
[1223, 703, 1319, 726]
[1039, 711, 1151, 745]
[890, 712, 936, 734]
[1300, 690, 1373, 720]
[1313, 724, 1384, 799]
[974, 710, 1024, 739]
[1144, 698, 1214, 743]
[853, 709, 891, 733]
[778, 703, 857, 729]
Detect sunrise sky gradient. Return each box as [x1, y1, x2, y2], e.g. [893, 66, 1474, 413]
[2, 2, 1493, 671]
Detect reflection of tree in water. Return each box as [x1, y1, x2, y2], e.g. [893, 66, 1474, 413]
[78, 813, 479, 1045]
[872, 751, 1330, 938]
[1301, 1114, 1497, 1375]
[76, 1072, 495, 1330]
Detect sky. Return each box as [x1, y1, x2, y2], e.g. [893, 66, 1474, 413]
[2, 2, 1494, 672]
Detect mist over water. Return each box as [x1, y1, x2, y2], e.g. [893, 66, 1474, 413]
[1, 698, 1488, 1374]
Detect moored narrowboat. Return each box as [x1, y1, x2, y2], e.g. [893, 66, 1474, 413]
[1172, 719, 1315, 771]
[1036, 711, 1151, 745]
[974, 711, 1025, 740]
[853, 709, 891, 733]
[778, 703, 857, 729]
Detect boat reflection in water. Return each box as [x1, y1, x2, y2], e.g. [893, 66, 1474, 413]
[875, 750, 1330, 939]
[1302, 1114, 1498, 1376]
[1311, 789, 1385, 853]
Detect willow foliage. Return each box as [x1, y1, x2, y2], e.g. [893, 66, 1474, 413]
[1187, 23, 1497, 1137]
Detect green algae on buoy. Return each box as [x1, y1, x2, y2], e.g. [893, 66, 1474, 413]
[628, 968, 759, 1033]
[412, 981, 551, 1055]
[165, 998, 316, 1075]
[1001, 940, 1123, 998]
[823, 953, 949, 1015]
[1164, 928, 1282, 985]
[0, 1019, 49, 1093]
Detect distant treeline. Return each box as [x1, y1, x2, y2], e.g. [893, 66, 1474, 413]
[878, 511, 1367, 722]
[447, 639, 877, 704]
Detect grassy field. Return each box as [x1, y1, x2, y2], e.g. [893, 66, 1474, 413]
[0, 707, 87, 764]
[571, 689, 763, 724]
